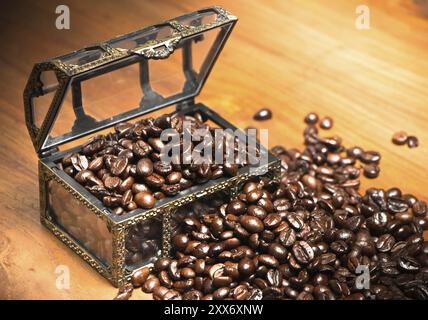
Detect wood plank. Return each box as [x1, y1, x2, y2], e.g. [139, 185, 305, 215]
[0, 0, 427, 299]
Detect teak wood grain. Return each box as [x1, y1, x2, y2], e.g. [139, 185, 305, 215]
[0, 0, 427, 299]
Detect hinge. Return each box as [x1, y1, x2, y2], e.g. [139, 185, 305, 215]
[39, 146, 59, 159]
[176, 98, 195, 111]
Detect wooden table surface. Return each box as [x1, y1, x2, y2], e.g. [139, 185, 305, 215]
[0, 0, 427, 299]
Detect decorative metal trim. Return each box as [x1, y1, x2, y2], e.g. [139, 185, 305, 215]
[132, 37, 181, 60]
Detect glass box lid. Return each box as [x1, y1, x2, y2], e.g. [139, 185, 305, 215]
[24, 6, 237, 155]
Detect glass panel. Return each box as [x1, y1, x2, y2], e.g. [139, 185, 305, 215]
[42, 21, 235, 151]
[48, 179, 113, 265]
[176, 9, 218, 27]
[125, 217, 162, 269]
[48, 62, 143, 140]
[60, 48, 104, 66]
[149, 45, 187, 97]
[32, 70, 59, 128]
[171, 190, 229, 252]
[109, 24, 175, 51]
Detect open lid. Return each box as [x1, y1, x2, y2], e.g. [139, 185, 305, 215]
[24, 6, 237, 155]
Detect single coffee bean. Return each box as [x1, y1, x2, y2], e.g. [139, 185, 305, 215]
[304, 112, 319, 125]
[144, 173, 165, 188]
[238, 257, 256, 275]
[292, 241, 314, 264]
[134, 191, 155, 209]
[407, 136, 419, 148]
[136, 158, 153, 177]
[166, 171, 182, 184]
[253, 108, 272, 121]
[319, 116, 333, 129]
[239, 215, 264, 233]
[226, 200, 247, 215]
[360, 151, 381, 164]
[363, 164, 380, 179]
[131, 267, 150, 287]
[111, 157, 128, 176]
[392, 131, 408, 145]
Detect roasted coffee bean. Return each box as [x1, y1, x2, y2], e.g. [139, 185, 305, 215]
[111, 157, 128, 176]
[131, 267, 150, 287]
[319, 116, 333, 129]
[253, 108, 272, 121]
[239, 215, 264, 233]
[412, 201, 427, 217]
[364, 164, 380, 179]
[134, 192, 155, 209]
[292, 241, 314, 264]
[154, 257, 171, 271]
[258, 254, 279, 268]
[407, 136, 419, 148]
[360, 150, 381, 164]
[226, 200, 247, 215]
[114, 283, 134, 300]
[136, 158, 153, 177]
[166, 171, 182, 184]
[142, 277, 160, 293]
[144, 173, 165, 188]
[238, 257, 256, 275]
[279, 229, 296, 247]
[376, 234, 395, 253]
[104, 176, 121, 190]
[268, 243, 288, 261]
[392, 131, 408, 145]
[304, 112, 319, 125]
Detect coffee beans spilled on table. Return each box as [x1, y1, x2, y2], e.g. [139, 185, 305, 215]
[57, 113, 242, 214]
[392, 131, 419, 149]
[115, 113, 427, 300]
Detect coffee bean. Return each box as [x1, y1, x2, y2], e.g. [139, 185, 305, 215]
[279, 229, 296, 247]
[364, 164, 380, 179]
[144, 173, 165, 188]
[172, 234, 189, 252]
[239, 215, 264, 233]
[134, 192, 155, 209]
[104, 176, 121, 190]
[292, 241, 314, 264]
[111, 157, 128, 176]
[258, 254, 279, 268]
[136, 158, 153, 177]
[407, 136, 419, 148]
[226, 200, 247, 215]
[131, 267, 150, 287]
[238, 257, 256, 275]
[304, 112, 319, 125]
[412, 201, 427, 217]
[142, 277, 160, 293]
[253, 108, 272, 121]
[392, 131, 408, 145]
[360, 150, 381, 164]
[319, 116, 333, 129]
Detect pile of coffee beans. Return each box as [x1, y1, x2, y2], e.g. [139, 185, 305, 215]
[115, 113, 427, 300]
[392, 131, 419, 149]
[57, 113, 243, 215]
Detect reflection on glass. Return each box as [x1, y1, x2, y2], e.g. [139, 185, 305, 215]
[109, 24, 175, 51]
[125, 218, 162, 269]
[60, 48, 104, 66]
[48, 179, 113, 265]
[176, 9, 218, 27]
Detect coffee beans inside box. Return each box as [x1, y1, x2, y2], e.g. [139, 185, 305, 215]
[24, 6, 282, 286]
[56, 113, 242, 215]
